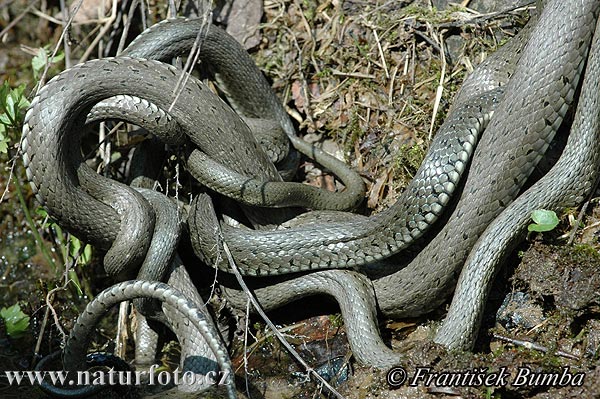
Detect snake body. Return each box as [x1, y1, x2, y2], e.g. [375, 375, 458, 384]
[63, 280, 235, 397]
[435, 11, 600, 350]
[192, 0, 600, 353]
[22, 21, 365, 397]
[191, 87, 503, 274]
[373, 0, 599, 321]
[191, 0, 598, 277]
[23, 0, 600, 396]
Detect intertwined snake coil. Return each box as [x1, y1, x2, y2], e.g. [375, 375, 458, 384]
[21, 0, 600, 397]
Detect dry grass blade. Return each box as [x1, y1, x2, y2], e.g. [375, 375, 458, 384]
[492, 334, 580, 360]
[219, 237, 347, 399]
[79, 0, 118, 62]
[428, 29, 446, 140]
[0, 0, 84, 205]
[58, 0, 72, 68]
[168, 3, 213, 113]
[0, 0, 39, 39]
[116, 0, 141, 55]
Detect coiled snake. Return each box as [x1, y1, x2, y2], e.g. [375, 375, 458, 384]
[23, 0, 600, 396]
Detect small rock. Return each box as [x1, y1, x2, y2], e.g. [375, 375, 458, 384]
[61, 0, 111, 24]
[314, 356, 350, 383]
[213, 0, 263, 49]
[497, 292, 545, 331]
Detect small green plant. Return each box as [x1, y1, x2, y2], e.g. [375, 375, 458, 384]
[528, 209, 559, 232]
[39, 208, 93, 266]
[31, 46, 65, 80]
[36, 208, 92, 293]
[0, 81, 30, 153]
[0, 82, 62, 278]
[0, 303, 30, 338]
[328, 313, 344, 328]
[396, 143, 425, 175]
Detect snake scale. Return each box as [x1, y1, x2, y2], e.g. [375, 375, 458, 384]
[23, 0, 600, 397]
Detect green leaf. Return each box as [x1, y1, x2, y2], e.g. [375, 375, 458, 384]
[70, 235, 81, 255]
[0, 83, 30, 128]
[528, 209, 559, 232]
[82, 244, 92, 264]
[0, 125, 7, 153]
[69, 236, 92, 265]
[36, 207, 52, 227]
[0, 81, 9, 109]
[51, 52, 65, 63]
[0, 113, 11, 125]
[32, 48, 47, 79]
[32, 47, 65, 80]
[36, 208, 62, 236]
[0, 304, 30, 338]
[5, 91, 17, 122]
[35, 207, 49, 219]
[11, 84, 30, 111]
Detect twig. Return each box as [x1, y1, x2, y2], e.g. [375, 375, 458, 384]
[82, 121, 123, 160]
[167, 0, 176, 18]
[492, 333, 580, 360]
[428, 29, 446, 140]
[98, 122, 111, 174]
[372, 28, 389, 79]
[388, 63, 399, 106]
[32, 305, 52, 365]
[220, 239, 346, 399]
[30, 8, 69, 25]
[566, 201, 591, 245]
[115, 301, 129, 358]
[0, 0, 16, 8]
[410, 36, 416, 85]
[36, 0, 83, 89]
[399, 48, 410, 96]
[567, 174, 600, 245]
[578, 210, 600, 236]
[45, 285, 69, 341]
[435, 1, 536, 29]
[0, 0, 39, 39]
[168, 8, 212, 113]
[33, 274, 79, 368]
[139, 0, 147, 30]
[330, 69, 375, 79]
[79, 0, 118, 62]
[58, 0, 71, 68]
[243, 300, 252, 398]
[412, 29, 443, 55]
[116, 0, 139, 55]
[236, 322, 310, 371]
[427, 386, 461, 395]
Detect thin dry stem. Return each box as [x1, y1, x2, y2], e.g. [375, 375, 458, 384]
[220, 237, 346, 399]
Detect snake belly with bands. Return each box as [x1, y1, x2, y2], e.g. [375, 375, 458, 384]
[22, 0, 600, 396]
